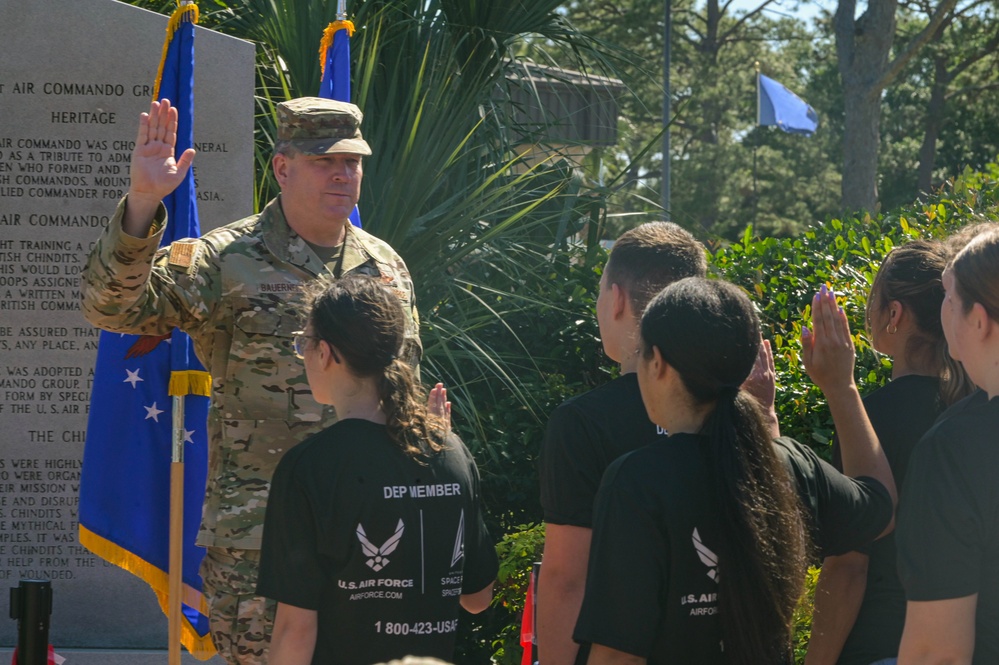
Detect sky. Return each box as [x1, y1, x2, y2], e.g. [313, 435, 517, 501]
[725, 0, 836, 25]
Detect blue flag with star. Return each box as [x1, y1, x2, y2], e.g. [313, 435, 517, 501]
[79, 3, 215, 658]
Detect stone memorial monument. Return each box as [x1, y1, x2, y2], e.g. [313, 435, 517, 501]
[0, 0, 253, 660]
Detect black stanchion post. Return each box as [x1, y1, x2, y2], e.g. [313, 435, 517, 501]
[9, 579, 52, 665]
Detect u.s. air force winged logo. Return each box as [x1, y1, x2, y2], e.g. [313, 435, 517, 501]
[692, 528, 719, 582]
[357, 519, 405, 572]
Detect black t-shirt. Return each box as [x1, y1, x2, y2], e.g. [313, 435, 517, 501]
[574, 434, 892, 663]
[897, 389, 999, 665]
[831, 375, 943, 665]
[256, 419, 498, 665]
[776, 437, 893, 559]
[540, 374, 667, 527]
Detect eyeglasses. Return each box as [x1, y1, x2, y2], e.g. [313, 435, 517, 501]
[292, 331, 318, 359]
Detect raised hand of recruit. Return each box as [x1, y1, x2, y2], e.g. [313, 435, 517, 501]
[742, 337, 777, 411]
[802, 286, 896, 507]
[428, 383, 451, 434]
[800, 284, 857, 394]
[742, 337, 780, 438]
[123, 99, 197, 235]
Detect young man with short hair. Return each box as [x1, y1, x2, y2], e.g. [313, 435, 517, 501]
[537, 222, 708, 665]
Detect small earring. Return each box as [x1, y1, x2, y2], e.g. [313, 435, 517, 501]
[886, 323, 898, 335]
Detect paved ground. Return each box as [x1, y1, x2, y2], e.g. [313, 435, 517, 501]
[0, 648, 226, 664]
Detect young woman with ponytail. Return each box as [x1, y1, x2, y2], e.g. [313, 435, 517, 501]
[574, 278, 896, 665]
[807, 240, 974, 665]
[257, 274, 497, 665]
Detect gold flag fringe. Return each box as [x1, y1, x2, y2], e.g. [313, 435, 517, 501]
[79, 526, 216, 659]
[152, 2, 200, 101]
[319, 20, 356, 79]
[169, 370, 212, 398]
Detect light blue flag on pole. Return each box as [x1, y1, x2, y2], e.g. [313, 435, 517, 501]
[79, 3, 215, 658]
[758, 73, 819, 136]
[319, 17, 363, 228]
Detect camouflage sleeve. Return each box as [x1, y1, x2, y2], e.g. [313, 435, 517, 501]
[402, 276, 422, 371]
[394, 254, 422, 372]
[80, 195, 221, 336]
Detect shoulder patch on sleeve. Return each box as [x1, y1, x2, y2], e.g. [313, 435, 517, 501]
[168, 240, 200, 276]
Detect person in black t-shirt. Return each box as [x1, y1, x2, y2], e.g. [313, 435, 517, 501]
[537, 222, 710, 665]
[806, 241, 974, 665]
[257, 275, 497, 665]
[896, 229, 999, 665]
[575, 279, 896, 665]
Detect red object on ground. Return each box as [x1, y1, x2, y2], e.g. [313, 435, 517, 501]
[10, 645, 55, 665]
[520, 570, 537, 665]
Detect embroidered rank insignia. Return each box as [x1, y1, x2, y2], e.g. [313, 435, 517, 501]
[168, 241, 198, 269]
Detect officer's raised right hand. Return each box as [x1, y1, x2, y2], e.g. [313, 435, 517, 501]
[122, 98, 197, 237]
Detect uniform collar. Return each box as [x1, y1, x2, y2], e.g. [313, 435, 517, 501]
[261, 196, 381, 276]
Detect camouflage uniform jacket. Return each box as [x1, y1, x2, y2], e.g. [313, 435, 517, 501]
[81, 195, 421, 549]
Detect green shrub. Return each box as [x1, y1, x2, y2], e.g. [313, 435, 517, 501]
[489, 523, 547, 665]
[793, 566, 821, 664]
[713, 161, 999, 452]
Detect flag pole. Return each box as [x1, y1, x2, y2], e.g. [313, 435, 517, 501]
[169, 394, 186, 665]
[755, 61, 761, 126]
[661, 0, 672, 219]
[753, 61, 761, 223]
[167, 7, 194, 663]
[337, 0, 347, 20]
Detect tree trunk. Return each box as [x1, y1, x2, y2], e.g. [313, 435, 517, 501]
[916, 56, 949, 196]
[704, 0, 720, 58]
[841, 87, 883, 212]
[834, 0, 960, 212]
[835, 0, 897, 213]
[699, 0, 722, 145]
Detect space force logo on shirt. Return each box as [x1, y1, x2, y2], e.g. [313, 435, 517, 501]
[450, 509, 465, 568]
[357, 519, 405, 572]
[440, 511, 467, 599]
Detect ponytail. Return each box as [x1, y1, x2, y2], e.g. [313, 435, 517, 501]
[700, 391, 806, 665]
[377, 359, 445, 458]
[938, 344, 975, 407]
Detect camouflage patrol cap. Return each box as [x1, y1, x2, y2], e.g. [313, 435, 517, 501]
[276, 97, 373, 156]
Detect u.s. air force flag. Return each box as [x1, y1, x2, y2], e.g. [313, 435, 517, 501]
[319, 16, 363, 228]
[79, 2, 214, 658]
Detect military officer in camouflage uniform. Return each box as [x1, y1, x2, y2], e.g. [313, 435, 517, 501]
[81, 97, 421, 665]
